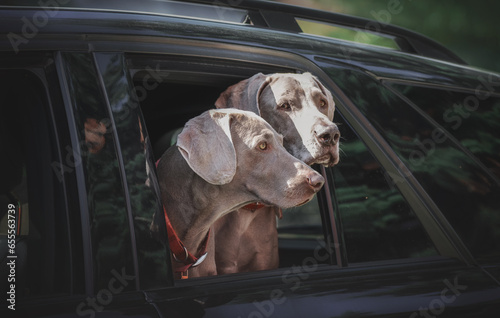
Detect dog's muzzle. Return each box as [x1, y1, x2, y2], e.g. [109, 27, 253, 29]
[314, 124, 340, 147]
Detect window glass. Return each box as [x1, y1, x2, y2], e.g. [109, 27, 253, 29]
[0, 69, 71, 297]
[297, 18, 399, 50]
[329, 115, 438, 263]
[61, 53, 136, 291]
[95, 53, 171, 289]
[390, 84, 500, 264]
[391, 85, 500, 181]
[278, 195, 334, 267]
[321, 65, 500, 264]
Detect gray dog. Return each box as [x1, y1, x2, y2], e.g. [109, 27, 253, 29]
[156, 109, 324, 278]
[214, 73, 340, 274]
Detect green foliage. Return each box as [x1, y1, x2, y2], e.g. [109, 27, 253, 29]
[297, 18, 399, 49]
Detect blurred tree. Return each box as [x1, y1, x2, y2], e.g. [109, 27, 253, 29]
[275, 0, 500, 73]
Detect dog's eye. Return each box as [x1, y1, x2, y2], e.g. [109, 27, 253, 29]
[319, 100, 327, 108]
[258, 142, 268, 151]
[279, 102, 291, 111]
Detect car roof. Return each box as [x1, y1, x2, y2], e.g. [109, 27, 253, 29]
[1, 0, 498, 92]
[0, 0, 464, 60]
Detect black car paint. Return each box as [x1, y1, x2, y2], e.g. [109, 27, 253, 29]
[0, 1, 499, 317]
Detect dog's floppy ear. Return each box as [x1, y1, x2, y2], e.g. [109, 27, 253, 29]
[177, 110, 236, 185]
[215, 73, 270, 116]
[309, 73, 335, 121]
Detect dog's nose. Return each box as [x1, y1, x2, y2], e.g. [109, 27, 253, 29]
[315, 124, 340, 146]
[306, 171, 325, 192]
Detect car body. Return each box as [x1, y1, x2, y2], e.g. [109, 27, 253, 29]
[0, 0, 499, 317]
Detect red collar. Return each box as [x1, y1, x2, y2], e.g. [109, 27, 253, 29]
[163, 206, 210, 278]
[241, 202, 267, 211]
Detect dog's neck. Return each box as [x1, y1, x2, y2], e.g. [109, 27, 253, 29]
[158, 147, 254, 254]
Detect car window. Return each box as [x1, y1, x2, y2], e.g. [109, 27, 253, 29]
[389, 84, 500, 264]
[327, 114, 439, 263]
[390, 84, 500, 181]
[94, 53, 171, 289]
[126, 55, 338, 274]
[60, 53, 137, 291]
[320, 64, 500, 265]
[126, 54, 450, 276]
[0, 68, 71, 298]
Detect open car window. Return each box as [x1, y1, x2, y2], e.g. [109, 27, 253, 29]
[126, 54, 340, 276]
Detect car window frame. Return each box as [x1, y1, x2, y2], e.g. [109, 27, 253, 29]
[0, 52, 85, 301]
[120, 46, 474, 284]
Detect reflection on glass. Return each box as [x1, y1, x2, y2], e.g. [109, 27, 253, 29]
[278, 195, 334, 266]
[322, 64, 500, 264]
[62, 53, 135, 291]
[330, 116, 438, 263]
[95, 53, 170, 288]
[391, 84, 500, 264]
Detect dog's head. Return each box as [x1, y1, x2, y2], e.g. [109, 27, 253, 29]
[176, 109, 324, 208]
[216, 73, 340, 167]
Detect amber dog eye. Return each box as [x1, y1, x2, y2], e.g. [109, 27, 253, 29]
[319, 100, 327, 108]
[258, 142, 268, 150]
[279, 102, 291, 111]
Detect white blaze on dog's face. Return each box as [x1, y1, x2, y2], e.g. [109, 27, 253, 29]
[258, 73, 340, 167]
[228, 111, 324, 209]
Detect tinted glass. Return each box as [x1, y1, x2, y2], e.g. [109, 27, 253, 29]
[391, 85, 500, 180]
[322, 65, 500, 264]
[390, 84, 500, 264]
[329, 115, 438, 263]
[95, 53, 171, 288]
[0, 69, 71, 298]
[61, 53, 136, 291]
[278, 194, 335, 267]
